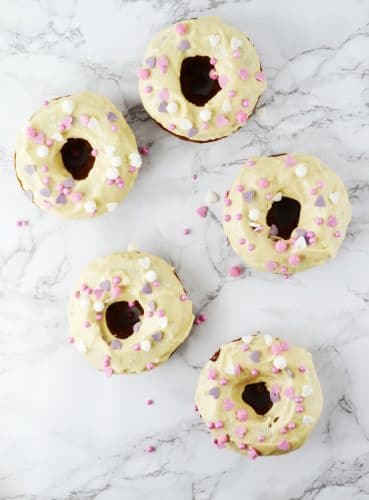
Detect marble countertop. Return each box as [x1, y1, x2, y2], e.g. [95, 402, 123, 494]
[1, 0, 369, 499]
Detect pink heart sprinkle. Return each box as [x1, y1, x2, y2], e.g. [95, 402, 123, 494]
[239, 68, 249, 80]
[218, 75, 229, 88]
[216, 115, 229, 127]
[327, 215, 338, 227]
[93, 289, 103, 299]
[34, 132, 45, 145]
[277, 439, 290, 451]
[158, 88, 169, 101]
[235, 426, 246, 438]
[255, 71, 266, 82]
[236, 111, 248, 125]
[196, 205, 208, 218]
[103, 366, 113, 377]
[284, 386, 295, 400]
[285, 155, 296, 167]
[80, 114, 90, 126]
[223, 398, 234, 411]
[138, 68, 150, 80]
[175, 23, 186, 35]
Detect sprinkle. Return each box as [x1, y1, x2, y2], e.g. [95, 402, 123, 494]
[327, 215, 338, 227]
[243, 190, 255, 203]
[157, 56, 169, 73]
[216, 115, 229, 127]
[206, 191, 219, 204]
[285, 155, 296, 167]
[257, 435, 265, 442]
[248, 208, 260, 221]
[183, 227, 191, 235]
[329, 192, 340, 205]
[288, 254, 300, 266]
[208, 369, 218, 380]
[251, 368, 259, 376]
[273, 356, 287, 370]
[145, 445, 156, 453]
[315, 195, 326, 207]
[277, 439, 290, 451]
[275, 240, 287, 253]
[62, 99, 74, 114]
[258, 178, 269, 189]
[218, 75, 229, 89]
[177, 39, 191, 51]
[209, 387, 220, 399]
[295, 164, 308, 177]
[239, 68, 249, 80]
[247, 447, 258, 460]
[208, 34, 221, 47]
[214, 421, 224, 429]
[236, 111, 248, 125]
[255, 71, 266, 82]
[249, 351, 261, 363]
[138, 68, 150, 80]
[242, 99, 250, 108]
[236, 409, 248, 422]
[223, 398, 234, 411]
[229, 266, 242, 278]
[175, 22, 187, 35]
[36, 145, 48, 158]
[196, 205, 208, 218]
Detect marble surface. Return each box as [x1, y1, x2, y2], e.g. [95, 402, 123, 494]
[0, 0, 368, 498]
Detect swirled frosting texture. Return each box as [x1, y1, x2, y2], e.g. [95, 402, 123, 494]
[138, 16, 266, 141]
[223, 154, 351, 275]
[15, 92, 141, 218]
[195, 334, 323, 458]
[68, 251, 194, 374]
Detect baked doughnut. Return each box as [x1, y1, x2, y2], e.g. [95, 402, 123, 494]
[223, 154, 351, 275]
[68, 250, 194, 374]
[195, 333, 323, 458]
[15, 92, 142, 218]
[138, 16, 266, 142]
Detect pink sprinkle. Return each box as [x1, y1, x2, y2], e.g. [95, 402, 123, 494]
[309, 187, 318, 195]
[272, 367, 280, 374]
[228, 89, 236, 97]
[224, 214, 231, 222]
[223, 398, 234, 411]
[214, 421, 224, 429]
[96, 313, 102, 321]
[180, 293, 188, 301]
[152, 280, 160, 288]
[91, 149, 99, 157]
[146, 362, 155, 370]
[208, 369, 218, 380]
[258, 177, 269, 189]
[295, 396, 303, 403]
[139, 145, 149, 155]
[247, 159, 255, 167]
[158, 88, 169, 101]
[327, 215, 338, 227]
[207, 421, 215, 429]
[238, 442, 247, 450]
[63, 187, 71, 196]
[196, 205, 208, 218]
[219, 378, 228, 385]
[216, 115, 229, 127]
[79, 114, 90, 126]
[287, 422, 296, 430]
[210, 57, 217, 65]
[133, 343, 141, 351]
[103, 366, 113, 377]
[157, 56, 169, 74]
[46, 139, 53, 147]
[236, 184, 244, 192]
[144, 85, 153, 94]
[285, 155, 296, 167]
[334, 231, 342, 238]
[67, 337, 75, 344]
[84, 321, 91, 328]
[275, 240, 287, 253]
[288, 254, 300, 266]
[257, 435, 265, 442]
[224, 198, 231, 206]
[280, 427, 287, 434]
[248, 243, 255, 251]
[43, 99, 49, 106]
[235, 213, 243, 220]
[277, 439, 290, 451]
[242, 99, 250, 108]
[251, 368, 259, 376]
[27, 127, 36, 138]
[239, 238, 246, 245]
[111, 286, 121, 298]
[71, 192, 82, 202]
[314, 217, 324, 225]
[175, 22, 187, 35]
[145, 445, 156, 453]
[112, 276, 121, 285]
[296, 405, 304, 413]
[103, 356, 111, 367]
[218, 75, 229, 88]
[201, 122, 209, 130]
[41, 165, 49, 173]
[42, 176, 50, 185]
[229, 266, 242, 278]
[236, 111, 248, 125]
[255, 71, 266, 82]
[233, 50, 240, 58]
[299, 365, 306, 373]
[242, 344, 250, 351]
[112, 125, 117, 133]
[167, 123, 176, 131]
[183, 227, 191, 235]
[266, 260, 278, 272]
[239, 68, 249, 80]
[209, 69, 218, 80]
[236, 409, 248, 422]
[145, 399, 154, 406]
[138, 68, 150, 80]
[247, 447, 258, 460]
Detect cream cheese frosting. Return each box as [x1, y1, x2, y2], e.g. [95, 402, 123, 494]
[15, 92, 142, 218]
[195, 334, 323, 458]
[68, 251, 194, 374]
[138, 16, 267, 142]
[223, 154, 351, 275]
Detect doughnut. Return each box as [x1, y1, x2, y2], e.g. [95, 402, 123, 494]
[195, 333, 323, 458]
[15, 92, 142, 218]
[223, 154, 351, 275]
[138, 16, 266, 142]
[68, 250, 194, 374]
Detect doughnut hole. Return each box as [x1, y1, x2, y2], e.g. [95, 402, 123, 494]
[105, 301, 143, 339]
[180, 56, 221, 106]
[242, 381, 273, 415]
[266, 197, 301, 239]
[61, 138, 95, 180]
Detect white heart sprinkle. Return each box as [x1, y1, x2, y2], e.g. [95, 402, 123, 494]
[93, 301, 104, 312]
[294, 236, 307, 249]
[145, 270, 157, 283]
[264, 334, 273, 346]
[79, 297, 90, 309]
[88, 117, 98, 129]
[166, 101, 178, 114]
[301, 385, 313, 397]
[159, 316, 168, 329]
[52, 133, 64, 142]
[302, 415, 314, 426]
[104, 145, 116, 156]
[248, 208, 260, 221]
[106, 202, 118, 212]
[209, 34, 221, 47]
[231, 37, 243, 50]
[75, 339, 87, 352]
[273, 192, 282, 202]
[106, 167, 119, 180]
[62, 99, 74, 114]
[295, 164, 308, 178]
[200, 109, 212, 121]
[273, 356, 287, 370]
[222, 100, 232, 113]
[36, 145, 48, 158]
[225, 364, 236, 375]
[242, 335, 254, 344]
[139, 257, 151, 269]
[329, 192, 340, 205]
[179, 118, 193, 130]
[128, 152, 142, 168]
[111, 156, 122, 167]
[140, 340, 152, 352]
[206, 191, 220, 204]
[84, 200, 97, 214]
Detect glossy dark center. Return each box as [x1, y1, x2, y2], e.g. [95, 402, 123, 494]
[180, 56, 221, 106]
[242, 382, 273, 415]
[61, 138, 95, 180]
[105, 301, 143, 339]
[266, 197, 301, 239]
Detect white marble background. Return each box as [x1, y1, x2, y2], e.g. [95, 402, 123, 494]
[0, 0, 368, 498]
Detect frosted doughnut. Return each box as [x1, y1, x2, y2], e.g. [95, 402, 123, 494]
[223, 154, 351, 275]
[15, 92, 142, 218]
[68, 251, 194, 374]
[195, 333, 323, 458]
[138, 16, 266, 142]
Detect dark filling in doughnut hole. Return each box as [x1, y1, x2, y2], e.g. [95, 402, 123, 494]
[266, 197, 301, 240]
[242, 382, 273, 415]
[105, 301, 143, 339]
[180, 56, 221, 106]
[60, 138, 95, 180]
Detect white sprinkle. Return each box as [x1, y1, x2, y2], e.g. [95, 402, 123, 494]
[62, 99, 74, 114]
[36, 145, 48, 158]
[231, 37, 243, 50]
[294, 236, 307, 249]
[273, 192, 282, 202]
[111, 156, 122, 167]
[52, 133, 64, 142]
[166, 101, 178, 114]
[106, 202, 118, 212]
[145, 270, 157, 283]
[88, 117, 98, 129]
[295, 164, 308, 178]
[139, 257, 151, 269]
[301, 385, 313, 397]
[302, 415, 314, 426]
[75, 339, 87, 352]
[222, 100, 232, 113]
[179, 118, 193, 130]
[329, 192, 340, 205]
[242, 335, 254, 345]
[104, 145, 116, 156]
[84, 200, 97, 214]
[248, 208, 260, 221]
[209, 34, 221, 47]
[106, 167, 119, 180]
[93, 301, 104, 312]
[200, 109, 212, 121]
[273, 356, 287, 370]
[141, 340, 152, 352]
[225, 364, 236, 375]
[128, 152, 142, 168]
[264, 334, 273, 346]
[206, 191, 220, 204]
[159, 316, 168, 329]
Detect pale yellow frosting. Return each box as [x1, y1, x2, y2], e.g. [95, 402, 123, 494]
[195, 334, 323, 457]
[138, 16, 267, 141]
[15, 92, 141, 219]
[223, 154, 351, 274]
[68, 251, 194, 374]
